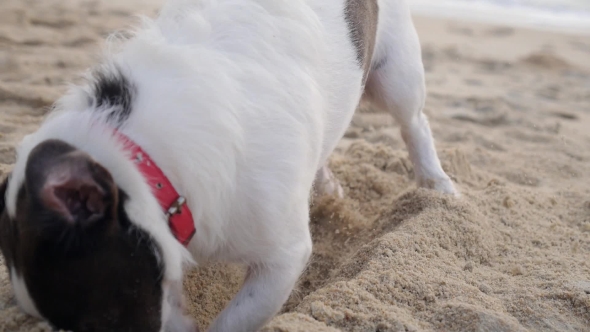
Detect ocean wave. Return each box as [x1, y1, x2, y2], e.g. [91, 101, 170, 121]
[409, 0, 590, 35]
[472, 0, 590, 13]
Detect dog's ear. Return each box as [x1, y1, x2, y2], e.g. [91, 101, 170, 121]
[38, 158, 113, 225]
[26, 140, 118, 226]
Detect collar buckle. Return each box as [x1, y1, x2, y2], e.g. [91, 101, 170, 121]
[166, 196, 187, 219]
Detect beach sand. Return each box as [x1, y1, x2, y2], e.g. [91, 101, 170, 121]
[1, 1, 589, 331]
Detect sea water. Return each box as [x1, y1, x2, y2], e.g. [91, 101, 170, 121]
[409, 0, 590, 34]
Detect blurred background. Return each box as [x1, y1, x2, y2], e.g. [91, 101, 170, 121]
[410, 0, 590, 34]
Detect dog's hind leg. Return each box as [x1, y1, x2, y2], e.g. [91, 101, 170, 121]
[364, 1, 457, 195]
[313, 165, 344, 198]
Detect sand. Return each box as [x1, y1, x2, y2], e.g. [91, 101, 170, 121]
[1, 1, 590, 331]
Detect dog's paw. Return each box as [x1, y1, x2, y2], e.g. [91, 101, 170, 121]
[314, 166, 344, 198]
[419, 176, 460, 197]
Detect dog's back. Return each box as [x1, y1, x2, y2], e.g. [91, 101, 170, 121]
[88, 0, 382, 261]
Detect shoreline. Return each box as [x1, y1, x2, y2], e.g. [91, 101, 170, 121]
[410, 0, 590, 36]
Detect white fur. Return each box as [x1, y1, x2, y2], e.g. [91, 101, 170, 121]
[4, 0, 455, 331]
[11, 268, 42, 319]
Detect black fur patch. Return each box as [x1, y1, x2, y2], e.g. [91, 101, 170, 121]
[91, 65, 136, 125]
[0, 140, 165, 332]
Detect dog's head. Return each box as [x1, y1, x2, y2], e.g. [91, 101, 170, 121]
[0, 139, 197, 332]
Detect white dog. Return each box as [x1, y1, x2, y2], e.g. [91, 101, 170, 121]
[0, 0, 456, 331]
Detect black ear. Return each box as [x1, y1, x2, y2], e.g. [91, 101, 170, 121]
[25, 140, 118, 226]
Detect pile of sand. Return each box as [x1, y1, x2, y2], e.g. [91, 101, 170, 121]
[1, 1, 589, 331]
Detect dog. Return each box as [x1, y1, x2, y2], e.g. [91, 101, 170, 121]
[0, 0, 457, 331]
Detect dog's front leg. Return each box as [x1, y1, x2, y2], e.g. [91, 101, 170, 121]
[207, 223, 312, 331]
[164, 280, 201, 332]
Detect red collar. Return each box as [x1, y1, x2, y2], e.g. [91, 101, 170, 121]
[115, 131, 195, 246]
